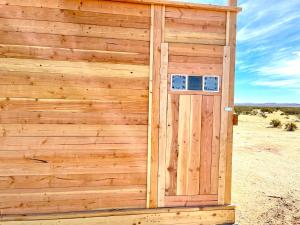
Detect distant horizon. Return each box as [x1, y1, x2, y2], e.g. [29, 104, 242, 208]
[234, 102, 300, 106]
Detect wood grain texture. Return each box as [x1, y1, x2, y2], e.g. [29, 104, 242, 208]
[0, 58, 149, 78]
[187, 96, 202, 195]
[0, 173, 146, 190]
[200, 96, 214, 195]
[0, 44, 149, 65]
[0, 5, 151, 29]
[0, 0, 151, 214]
[148, 4, 163, 208]
[0, 18, 150, 41]
[0, 71, 149, 90]
[164, 195, 217, 207]
[0, 0, 151, 17]
[165, 94, 179, 196]
[225, 10, 237, 205]
[0, 124, 147, 137]
[0, 186, 146, 214]
[218, 46, 230, 204]
[0, 31, 150, 54]
[211, 96, 221, 195]
[158, 42, 168, 206]
[176, 95, 191, 195]
[165, 7, 226, 45]
[0, 206, 236, 225]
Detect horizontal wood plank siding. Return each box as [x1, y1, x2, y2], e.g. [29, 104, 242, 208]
[0, 0, 150, 214]
[165, 7, 226, 45]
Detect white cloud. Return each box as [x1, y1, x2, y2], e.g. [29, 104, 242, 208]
[252, 53, 300, 89]
[238, 15, 299, 42]
[257, 54, 300, 78]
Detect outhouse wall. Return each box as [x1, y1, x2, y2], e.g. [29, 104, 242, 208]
[0, 0, 238, 215]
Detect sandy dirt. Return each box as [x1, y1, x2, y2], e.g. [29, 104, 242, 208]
[232, 112, 300, 225]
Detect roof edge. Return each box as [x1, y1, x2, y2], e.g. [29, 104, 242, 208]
[108, 0, 242, 12]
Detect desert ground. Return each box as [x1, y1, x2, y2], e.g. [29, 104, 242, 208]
[232, 111, 300, 225]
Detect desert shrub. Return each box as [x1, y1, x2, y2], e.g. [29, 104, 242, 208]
[280, 112, 285, 116]
[280, 107, 300, 115]
[285, 122, 298, 131]
[261, 108, 275, 114]
[285, 116, 290, 119]
[270, 119, 282, 128]
[250, 110, 258, 116]
[260, 112, 267, 118]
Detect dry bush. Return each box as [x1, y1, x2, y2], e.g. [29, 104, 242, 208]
[285, 122, 298, 132]
[270, 119, 282, 128]
[260, 112, 267, 118]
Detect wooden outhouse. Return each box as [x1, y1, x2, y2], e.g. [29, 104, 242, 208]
[0, 0, 240, 224]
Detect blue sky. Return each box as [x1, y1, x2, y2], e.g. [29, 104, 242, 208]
[184, 0, 300, 103]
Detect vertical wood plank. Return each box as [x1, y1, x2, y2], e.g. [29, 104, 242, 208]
[176, 95, 191, 195]
[187, 95, 202, 195]
[161, 6, 165, 42]
[199, 95, 214, 195]
[147, 4, 163, 208]
[211, 95, 221, 194]
[218, 46, 231, 204]
[158, 42, 168, 207]
[228, 0, 237, 6]
[146, 5, 155, 209]
[165, 94, 179, 196]
[225, 9, 237, 204]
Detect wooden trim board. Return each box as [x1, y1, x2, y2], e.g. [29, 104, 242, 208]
[147, 4, 163, 208]
[108, 0, 241, 12]
[158, 42, 169, 207]
[0, 206, 236, 225]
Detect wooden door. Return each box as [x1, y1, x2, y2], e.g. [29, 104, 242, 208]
[157, 43, 230, 207]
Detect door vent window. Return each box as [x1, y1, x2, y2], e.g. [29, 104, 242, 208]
[171, 74, 220, 93]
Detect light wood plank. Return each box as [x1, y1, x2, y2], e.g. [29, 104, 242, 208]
[0, 186, 146, 214]
[0, 110, 148, 125]
[0, 44, 149, 65]
[0, 98, 148, 114]
[187, 95, 202, 195]
[169, 55, 223, 64]
[199, 96, 214, 195]
[165, 17, 225, 34]
[164, 195, 217, 207]
[146, 5, 155, 209]
[0, 5, 150, 29]
[0, 160, 147, 176]
[0, 71, 148, 90]
[158, 43, 168, 207]
[176, 95, 191, 195]
[0, 207, 235, 225]
[165, 7, 227, 20]
[0, 85, 148, 102]
[0, 0, 151, 17]
[211, 96, 221, 194]
[165, 94, 179, 196]
[0, 173, 146, 190]
[0, 58, 149, 78]
[168, 62, 223, 75]
[165, 29, 226, 45]
[218, 46, 230, 204]
[0, 31, 150, 54]
[0, 18, 150, 41]
[225, 9, 237, 204]
[169, 43, 224, 58]
[0, 124, 147, 137]
[0, 137, 147, 151]
[148, 4, 163, 209]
